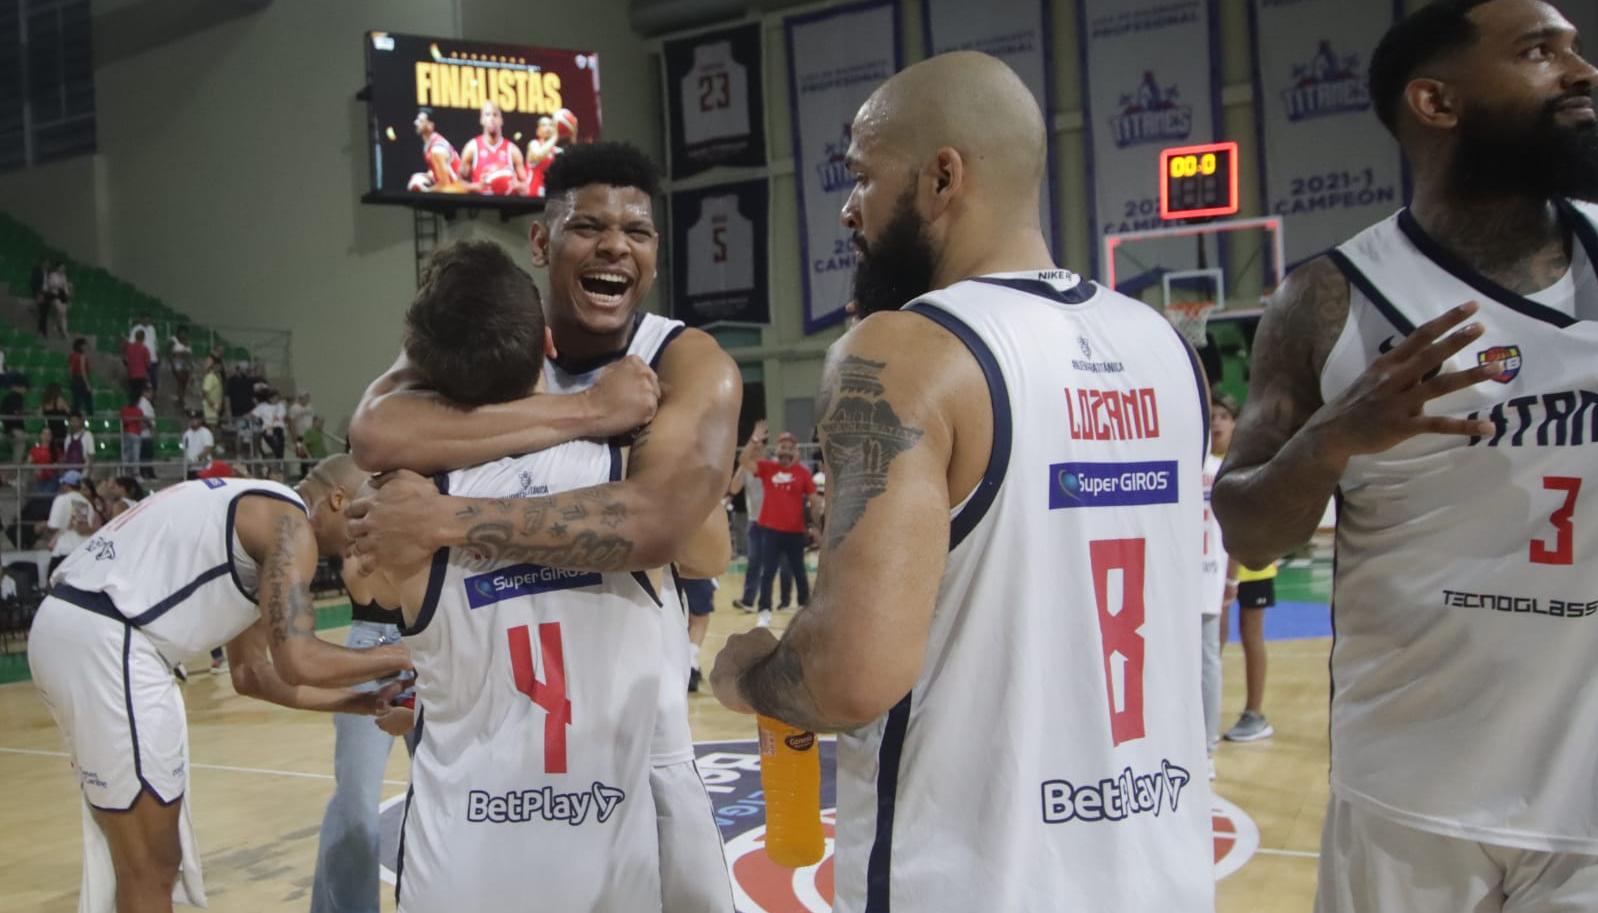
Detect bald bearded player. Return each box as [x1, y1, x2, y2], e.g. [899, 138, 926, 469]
[710, 52, 1214, 912]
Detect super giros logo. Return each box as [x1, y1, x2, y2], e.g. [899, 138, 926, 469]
[375, 740, 1262, 908]
[1479, 345, 1523, 383]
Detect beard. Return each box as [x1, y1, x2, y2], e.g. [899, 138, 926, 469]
[1450, 87, 1598, 202]
[849, 190, 939, 319]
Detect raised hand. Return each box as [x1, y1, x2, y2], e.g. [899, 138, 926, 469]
[1307, 301, 1502, 461]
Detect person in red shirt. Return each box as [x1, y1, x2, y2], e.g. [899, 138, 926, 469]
[124, 329, 151, 400]
[119, 394, 145, 473]
[68, 337, 93, 414]
[738, 422, 824, 627]
[29, 426, 56, 491]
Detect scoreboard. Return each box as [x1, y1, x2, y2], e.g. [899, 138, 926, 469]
[1159, 141, 1239, 220]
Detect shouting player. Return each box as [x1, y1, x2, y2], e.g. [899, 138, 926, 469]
[709, 51, 1214, 912]
[28, 476, 411, 913]
[1215, 1, 1598, 909]
[347, 142, 740, 913]
[460, 100, 528, 196]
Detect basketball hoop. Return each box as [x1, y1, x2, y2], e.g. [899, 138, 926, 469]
[1166, 300, 1217, 347]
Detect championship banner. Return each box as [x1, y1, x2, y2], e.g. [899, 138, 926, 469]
[663, 24, 767, 181]
[670, 179, 771, 328]
[1250, 0, 1403, 265]
[785, 0, 902, 333]
[1078, 0, 1220, 285]
[923, 0, 1056, 249]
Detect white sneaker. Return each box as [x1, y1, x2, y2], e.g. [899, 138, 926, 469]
[756, 610, 772, 628]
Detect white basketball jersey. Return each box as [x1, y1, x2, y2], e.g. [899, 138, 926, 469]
[397, 442, 666, 912]
[685, 195, 755, 299]
[50, 478, 304, 661]
[543, 312, 697, 766]
[831, 271, 1215, 913]
[1323, 199, 1598, 851]
[1200, 452, 1228, 617]
[679, 42, 749, 146]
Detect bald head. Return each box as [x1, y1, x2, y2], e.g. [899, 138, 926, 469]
[854, 52, 1047, 207]
[305, 454, 369, 499]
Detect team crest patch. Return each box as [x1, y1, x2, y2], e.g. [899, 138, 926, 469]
[1479, 345, 1522, 383]
[376, 740, 1260, 904]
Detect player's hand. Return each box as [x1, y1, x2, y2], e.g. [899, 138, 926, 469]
[581, 356, 661, 438]
[710, 626, 781, 714]
[347, 470, 446, 576]
[1306, 301, 1502, 462]
[375, 705, 415, 736]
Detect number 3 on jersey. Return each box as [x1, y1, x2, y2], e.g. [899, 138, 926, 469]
[508, 623, 572, 774]
[1531, 476, 1582, 565]
[1089, 539, 1146, 746]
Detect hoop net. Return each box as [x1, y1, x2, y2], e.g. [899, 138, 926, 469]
[1166, 300, 1217, 347]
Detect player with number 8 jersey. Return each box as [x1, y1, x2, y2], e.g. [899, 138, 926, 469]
[392, 440, 668, 912]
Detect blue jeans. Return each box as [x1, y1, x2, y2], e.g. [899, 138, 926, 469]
[310, 620, 402, 913]
[757, 527, 810, 610]
[741, 522, 792, 605]
[121, 433, 141, 470]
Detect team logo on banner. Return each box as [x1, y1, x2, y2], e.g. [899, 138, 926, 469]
[1282, 41, 1371, 121]
[374, 740, 1259, 904]
[816, 124, 854, 194]
[1479, 345, 1523, 383]
[1111, 71, 1193, 148]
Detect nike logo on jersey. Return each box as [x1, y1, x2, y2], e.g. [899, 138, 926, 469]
[1378, 335, 1442, 381]
[1040, 759, 1191, 824]
[466, 782, 627, 826]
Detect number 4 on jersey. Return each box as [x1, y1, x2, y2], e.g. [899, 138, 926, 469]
[1090, 539, 1147, 746]
[508, 623, 572, 774]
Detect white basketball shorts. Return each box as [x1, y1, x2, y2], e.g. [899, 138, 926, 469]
[653, 758, 735, 913]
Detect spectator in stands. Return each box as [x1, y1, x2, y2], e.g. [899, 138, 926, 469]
[99, 475, 141, 519]
[201, 356, 224, 426]
[181, 411, 214, 479]
[137, 386, 156, 480]
[42, 260, 70, 338]
[39, 383, 69, 445]
[224, 360, 257, 454]
[61, 411, 94, 475]
[45, 469, 97, 578]
[119, 393, 144, 476]
[297, 414, 328, 476]
[737, 424, 823, 628]
[124, 328, 152, 400]
[253, 388, 288, 460]
[196, 444, 235, 480]
[30, 427, 57, 493]
[1, 380, 26, 455]
[248, 360, 269, 404]
[80, 476, 108, 526]
[129, 312, 159, 396]
[30, 257, 50, 336]
[288, 390, 315, 443]
[68, 337, 93, 414]
[169, 326, 194, 410]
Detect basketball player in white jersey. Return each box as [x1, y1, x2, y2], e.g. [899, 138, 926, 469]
[709, 52, 1215, 912]
[28, 476, 411, 913]
[1212, 1, 1598, 909]
[347, 142, 741, 913]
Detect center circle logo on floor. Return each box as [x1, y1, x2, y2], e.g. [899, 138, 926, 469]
[375, 739, 1258, 906]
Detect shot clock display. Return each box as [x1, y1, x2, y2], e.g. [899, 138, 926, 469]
[1159, 141, 1239, 220]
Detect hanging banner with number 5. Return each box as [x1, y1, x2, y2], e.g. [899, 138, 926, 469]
[669, 178, 771, 328]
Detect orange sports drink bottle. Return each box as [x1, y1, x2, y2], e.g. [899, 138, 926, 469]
[757, 714, 824, 867]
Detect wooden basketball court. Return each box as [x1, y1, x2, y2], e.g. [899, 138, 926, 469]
[0, 572, 1330, 912]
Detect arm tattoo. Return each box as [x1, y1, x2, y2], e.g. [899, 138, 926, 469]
[740, 637, 845, 733]
[817, 356, 924, 549]
[455, 483, 637, 572]
[261, 515, 315, 645]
